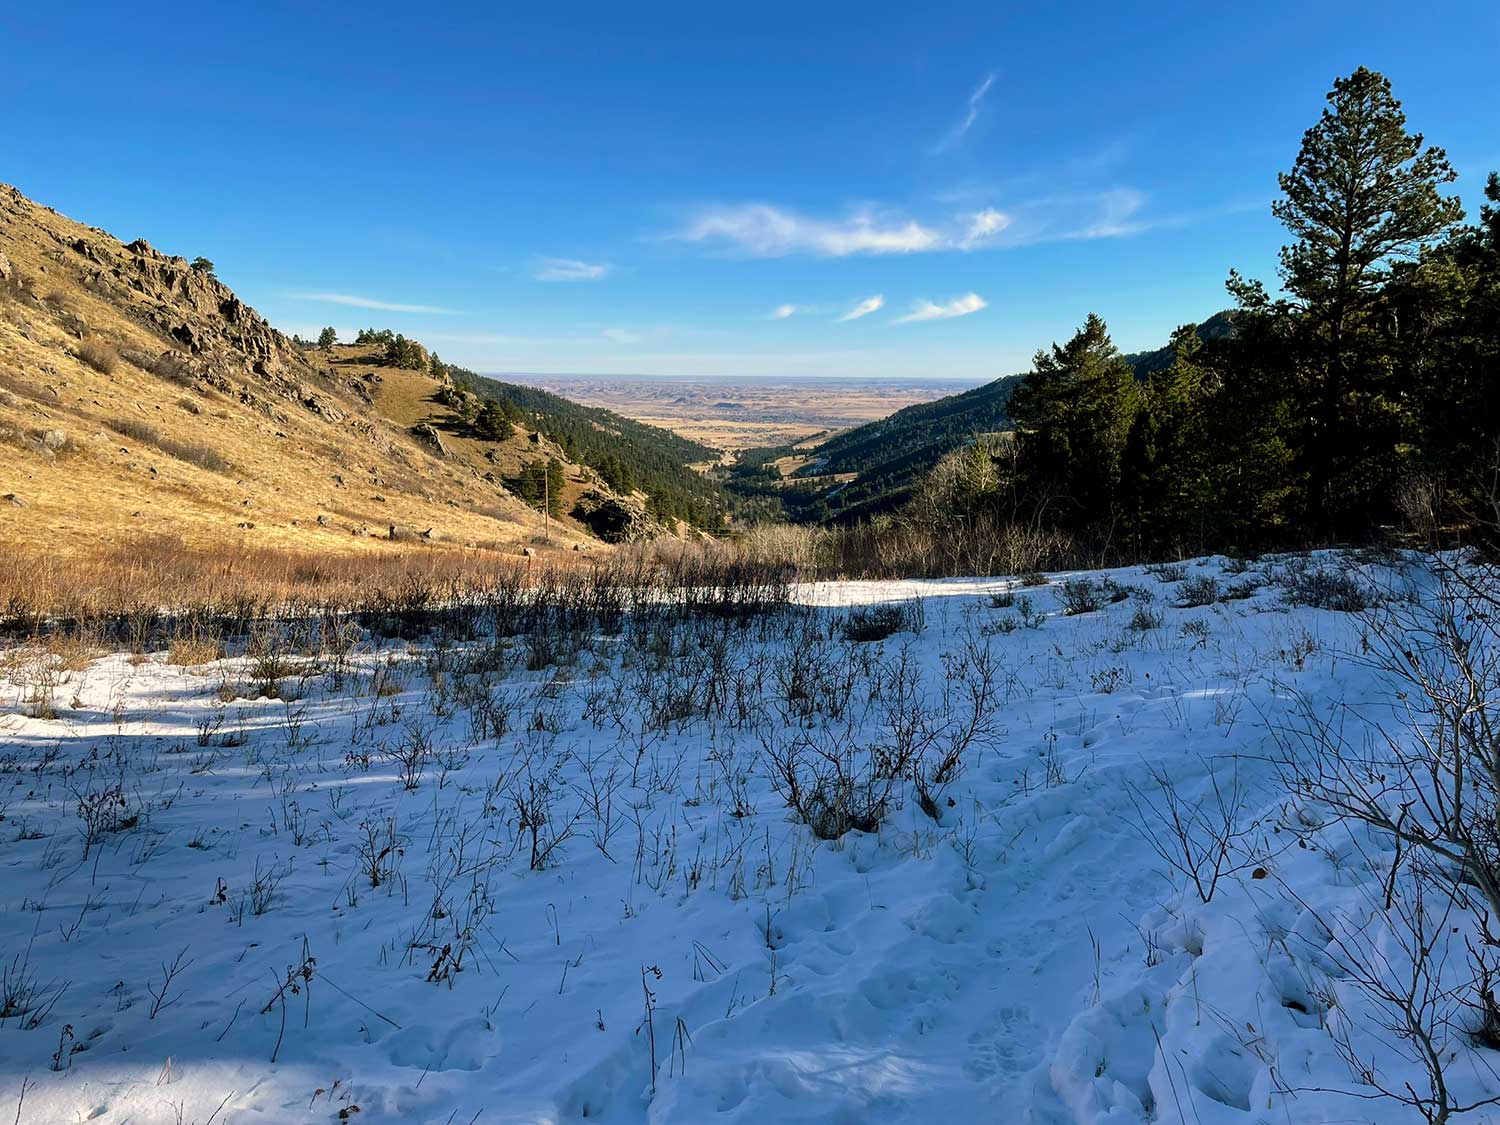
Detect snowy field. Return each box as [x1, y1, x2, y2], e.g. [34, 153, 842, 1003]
[1, 552, 1496, 1123]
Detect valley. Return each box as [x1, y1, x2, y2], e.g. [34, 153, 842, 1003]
[501, 374, 977, 452]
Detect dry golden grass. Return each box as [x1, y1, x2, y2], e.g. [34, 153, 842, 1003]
[360, 357, 604, 532]
[0, 535, 549, 627]
[76, 337, 119, 374]
[0, 182, 613, 569]
[167, 630, 224, 666]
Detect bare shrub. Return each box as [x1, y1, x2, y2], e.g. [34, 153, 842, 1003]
[1290, 867, 1500, 1125]
[0, 944, 67, 1030]
[386, 721, 432, 790]
[510, 764, 582, 870]
[247, 625, 294, 698]
[1178, 575, 1221, 608]
[73, 779, 137, 858]
[840, 601, 923, 643]
[1283, 567, 1374, 613]
[76, 338, 119, 374]
[148, 350, 198, 387]
[350, 820, 392, 888]
[106, 417, 161, 446]
[1060, 579, 1105, 615]
[1278, 561, 1500, 919]
[1125, 760, 1258, 903]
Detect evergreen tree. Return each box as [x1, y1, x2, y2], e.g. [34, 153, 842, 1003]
[513, 459, 545, 507]
[474, 399, 511, 441]
[1121, 326, 1214, 551]
[545, 457, 566, 517]
[1007, 313, 1141, 526]
[1386, 171, 1500, 520]
[1271, 66, 1463, 532]
[317, 326, 337, 349]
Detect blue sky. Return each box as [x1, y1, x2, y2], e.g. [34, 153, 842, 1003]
[6, 2, 1496, 380]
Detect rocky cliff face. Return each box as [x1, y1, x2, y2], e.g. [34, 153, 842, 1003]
[0, 185, 372, 427]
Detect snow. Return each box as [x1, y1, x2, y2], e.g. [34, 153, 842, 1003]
[0, 552, 1489, 1122]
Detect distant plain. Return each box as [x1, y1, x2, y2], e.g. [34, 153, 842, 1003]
[501, 374, 981, 452]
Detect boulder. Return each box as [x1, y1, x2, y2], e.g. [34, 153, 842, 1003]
[4, 493, 26, 507]
[40, 429, 67, 451]
[0, 250, 11, 282]
[410, 423, 446, 457]
[570, 489, 654, 544]
[388, 524, 419, 542]
[303, 393, 345, 424]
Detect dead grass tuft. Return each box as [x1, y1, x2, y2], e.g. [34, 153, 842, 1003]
[105, 418, 231, 473]
[77, 338, 120, 375]
[168, 631, 224, 667]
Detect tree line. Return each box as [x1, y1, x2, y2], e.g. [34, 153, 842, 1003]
[921, 67, 1497, 558]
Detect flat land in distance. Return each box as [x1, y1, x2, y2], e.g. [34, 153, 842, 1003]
[498, 375, 981, 452]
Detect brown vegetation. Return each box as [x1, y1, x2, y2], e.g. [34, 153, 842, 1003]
[75, 337, 119, 374]
[0, 181, 632, 564]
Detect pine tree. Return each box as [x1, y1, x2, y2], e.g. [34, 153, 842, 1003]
[1007, 313, 1141, 526]
[1386, 171, 1500, 520]
[317, 326, 337, 349]
[545, 457, 566, 518]
[1272, 66, 1463, 532]
[475, 399, 510, 441]
[513, 459, 545, 507]
[1122, 326, 1214, 551]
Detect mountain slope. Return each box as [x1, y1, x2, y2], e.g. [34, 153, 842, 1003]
[745, 312, 1237, 523]
[451, 370, 728, 530]
[0, 184, 704, 561]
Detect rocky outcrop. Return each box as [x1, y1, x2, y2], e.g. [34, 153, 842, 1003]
[570, 489, 655, 544]
[410, 423, 446, 457]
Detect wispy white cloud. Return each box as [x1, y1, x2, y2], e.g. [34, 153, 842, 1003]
[960, 208, 1011, 247]
[601, 328, 642, 345]
[837, 295, 885, 322]
[675, 191, 1154, 260]
[768, 303, 801, 320]
[894, 292, 987, 324]
[534, 257, 613, 282]
[933, 72, 996, 153]
[677, 205, 941, 258]
[1056, 188, 1150, 240]
[287, 291, 459, 315]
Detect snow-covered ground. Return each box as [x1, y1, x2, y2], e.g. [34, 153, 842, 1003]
[0, 553, 1492, 1123]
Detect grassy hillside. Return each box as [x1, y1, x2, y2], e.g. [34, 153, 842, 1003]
[0, 183, 722, 570]
[450, 368, 729, 531]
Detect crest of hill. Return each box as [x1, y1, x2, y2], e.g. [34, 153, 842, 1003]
[0, 183, 716, 566]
